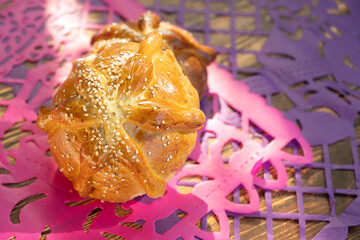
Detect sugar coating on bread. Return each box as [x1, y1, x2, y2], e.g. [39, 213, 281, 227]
[37, 12, 215, 202]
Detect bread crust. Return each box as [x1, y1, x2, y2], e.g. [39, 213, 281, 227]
[37, 12, 215, 202]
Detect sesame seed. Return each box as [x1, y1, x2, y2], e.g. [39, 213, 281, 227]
[144, 179, 147, 183]
[147, 151, 151, 155]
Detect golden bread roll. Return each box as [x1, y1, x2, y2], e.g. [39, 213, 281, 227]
[37, 12, 216, 202]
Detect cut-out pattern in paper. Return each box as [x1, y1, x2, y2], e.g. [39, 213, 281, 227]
[142, 0, 360, 238]
[0, 0, 312, 237]
[3, 0, 358, 239]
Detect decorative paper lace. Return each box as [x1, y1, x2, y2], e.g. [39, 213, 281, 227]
[1, 0, 357, 239]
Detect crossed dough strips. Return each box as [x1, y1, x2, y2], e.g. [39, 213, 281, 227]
[37, 12, 216, 202]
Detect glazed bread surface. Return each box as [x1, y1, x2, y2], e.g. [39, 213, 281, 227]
[37, 12, 216, 202]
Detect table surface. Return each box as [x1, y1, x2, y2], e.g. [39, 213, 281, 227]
[1, 0, 359, 239]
